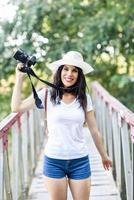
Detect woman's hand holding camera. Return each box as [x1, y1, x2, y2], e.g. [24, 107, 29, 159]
[16, 63, 25, 79]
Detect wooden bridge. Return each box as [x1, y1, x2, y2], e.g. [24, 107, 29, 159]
[0, 81, 133, 200]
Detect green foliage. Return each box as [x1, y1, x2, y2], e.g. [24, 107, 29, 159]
[0, 0, 134, 120]
[109, 75, 134, 111]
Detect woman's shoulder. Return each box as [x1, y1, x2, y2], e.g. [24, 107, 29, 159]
[86, 92, 94, 111]
[37, 87, 51, 108]
[37, 87, 50, 93]
[86, 92, 92, 99]
[37, 87, 50, 98]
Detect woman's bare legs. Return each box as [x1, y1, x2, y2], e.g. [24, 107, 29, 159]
[69, 177, 91, 200]
[44, 176, 68, 200]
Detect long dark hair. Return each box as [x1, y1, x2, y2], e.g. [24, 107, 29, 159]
[50, 65, 87, 113]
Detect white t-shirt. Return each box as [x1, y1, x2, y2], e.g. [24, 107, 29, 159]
[38, 88, 93, 159]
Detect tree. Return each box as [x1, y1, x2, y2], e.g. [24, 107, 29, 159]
[0, 0, 134, 120]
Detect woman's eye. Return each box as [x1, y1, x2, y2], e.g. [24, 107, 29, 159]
[72, 68, 78, 73]
[73, 69, 78, 72]
[63, 66, 78, 73]
[63, 67, 68, 71]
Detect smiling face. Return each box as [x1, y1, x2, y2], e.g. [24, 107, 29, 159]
[61, 65, 79, 88]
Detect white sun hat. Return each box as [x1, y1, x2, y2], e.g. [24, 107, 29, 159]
[47, 51, 94, 74]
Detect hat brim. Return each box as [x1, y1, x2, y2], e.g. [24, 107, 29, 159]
[47, 59, 94, 75]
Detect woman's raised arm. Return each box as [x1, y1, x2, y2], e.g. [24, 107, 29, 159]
[11, 63, 35, 112]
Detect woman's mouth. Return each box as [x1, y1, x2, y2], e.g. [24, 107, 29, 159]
[65, 78, 73, 82]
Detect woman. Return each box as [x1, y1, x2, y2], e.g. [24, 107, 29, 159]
[11, 51, 112, 200]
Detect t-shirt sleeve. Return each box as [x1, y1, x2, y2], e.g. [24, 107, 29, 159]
[37, 88, 47, 108]
[86, 93, 94, 112]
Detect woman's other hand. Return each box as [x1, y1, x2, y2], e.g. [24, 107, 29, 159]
[102, 156, 113, 170]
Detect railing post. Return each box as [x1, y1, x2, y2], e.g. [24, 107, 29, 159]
[121, 121, 133, 200]
[11, 120, 20, 200]
[106, 105, 113, 162]
[29, 109, 35, 171]
[112, 112, 121, 189]
[101, 100, 107, 146]
[33, 109, 39, 158]
[132, 143, 134, 200]
[0, 139, 4, 200]
[4, 149, 12, 200]
[21, 112, 29, 190]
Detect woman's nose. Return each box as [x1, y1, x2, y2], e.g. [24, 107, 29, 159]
[67, 70, 72, 76]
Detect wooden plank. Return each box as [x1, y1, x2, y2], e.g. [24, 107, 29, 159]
[90, 185, 119, 196]
[90, 196, 121, 200]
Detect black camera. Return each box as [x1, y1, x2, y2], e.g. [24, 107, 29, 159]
[13, 49, 36, 67]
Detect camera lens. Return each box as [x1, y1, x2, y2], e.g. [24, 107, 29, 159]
[13, 49, 37, 67]
[13, 49, 28, 64]
[28, 56, 36, 66]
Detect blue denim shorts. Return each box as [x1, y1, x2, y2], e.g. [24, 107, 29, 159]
[43, 155, 91, 180]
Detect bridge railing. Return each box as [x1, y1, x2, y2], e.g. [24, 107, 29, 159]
[0, 108, 46, 200]
[92, 81, 134, 200]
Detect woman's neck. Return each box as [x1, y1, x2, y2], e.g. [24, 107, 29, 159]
[61, 93, 76, 104]
[63, 92, 76, 97]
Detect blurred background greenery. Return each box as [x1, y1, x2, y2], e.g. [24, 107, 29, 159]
[0, 0, 134, 121]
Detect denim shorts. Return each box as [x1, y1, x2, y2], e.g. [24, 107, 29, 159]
[43, 155, 91, 180]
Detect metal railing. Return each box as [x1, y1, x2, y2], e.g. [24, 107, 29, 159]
[92, 81, 134, 200]
[0, 108, 46, 200]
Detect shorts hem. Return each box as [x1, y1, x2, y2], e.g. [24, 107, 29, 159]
[68, 174, 91, 180]
[43, 174, 66, 179]
[43, 172, 91, 180]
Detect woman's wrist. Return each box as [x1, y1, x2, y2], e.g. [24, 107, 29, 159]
[101, 154, 108, 160]
[16, 73, 24, 81]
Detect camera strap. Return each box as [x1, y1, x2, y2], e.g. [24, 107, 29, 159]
[26, 67, 58, 89]
[25, 67, 57, 108]
[27, 72, 44, 108]
[23, 67, 78, 109]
